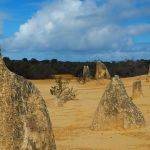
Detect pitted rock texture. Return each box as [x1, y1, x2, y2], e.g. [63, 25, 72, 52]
[83, 65, 90, 81]
[91, 76, 145, 130]
[95, 62, 110, 80]
[0, 57, 56, 150]
[132, 80, 143, 99]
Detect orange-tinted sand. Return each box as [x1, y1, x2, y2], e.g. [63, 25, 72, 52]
[31, 75, 150, 150]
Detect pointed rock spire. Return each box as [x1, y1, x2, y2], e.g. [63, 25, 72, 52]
[91, 76, 145, 130]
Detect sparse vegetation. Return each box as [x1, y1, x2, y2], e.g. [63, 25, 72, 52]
[50, 77, 77, 106]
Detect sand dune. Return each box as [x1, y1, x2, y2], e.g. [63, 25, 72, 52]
[31, 75, 150, 150]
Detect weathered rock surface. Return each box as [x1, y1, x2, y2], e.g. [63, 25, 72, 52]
[83, 65, 90, 82]
[132, 80, 143, 99]
[146, 65, 150, 82]
[91, 76, 145, 130]
[0, 57, 56, 149]
[95, 62, 110, 80]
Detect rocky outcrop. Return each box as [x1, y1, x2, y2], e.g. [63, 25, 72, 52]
[146, 65, 150, 82]
[132, 80, 143, 99]
[83, 65, 90, 82]
[91, 76, 145, 130]
[0, 57, 56, 149]
[95, 62, 110, 80]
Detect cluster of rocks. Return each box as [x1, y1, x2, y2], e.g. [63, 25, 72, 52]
[82, 61, 111, 81]
[0, 45, 147, 149]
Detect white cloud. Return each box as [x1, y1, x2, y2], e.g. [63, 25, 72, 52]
[2, 0, 150, 60]
[128, 24, 150, 35]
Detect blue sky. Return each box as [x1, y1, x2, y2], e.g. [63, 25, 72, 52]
[0, 0, 44, 36]
[0, 0, 150, 61]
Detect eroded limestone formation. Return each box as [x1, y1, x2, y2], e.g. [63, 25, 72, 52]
[91, 76, 145, 130]
[95, 62, 110, 80]
[132, 80, 143, 99]
[83, 65, 90, 82]
[0, 57, 56, 149]
[145, 65, 150, 82]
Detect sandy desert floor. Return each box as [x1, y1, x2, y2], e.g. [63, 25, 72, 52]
[31, 75, 150, 150]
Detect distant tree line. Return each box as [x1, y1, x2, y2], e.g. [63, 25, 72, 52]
[3, 57, 150, 79]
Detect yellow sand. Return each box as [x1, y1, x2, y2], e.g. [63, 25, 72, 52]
[31, 75, 150, 150]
